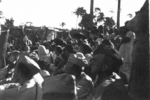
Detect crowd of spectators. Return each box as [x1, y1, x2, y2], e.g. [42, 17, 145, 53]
[0, 23, 135, 100]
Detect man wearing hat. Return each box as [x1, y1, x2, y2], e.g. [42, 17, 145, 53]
[90, 44, 130, 100]
[64, 52, 94, 100]
[0, 55, 43, 100]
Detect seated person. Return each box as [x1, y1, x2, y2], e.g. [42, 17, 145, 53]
[0, 55, 44, 100]
[64, 52, 94, 100]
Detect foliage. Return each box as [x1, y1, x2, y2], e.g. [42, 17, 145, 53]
[5, 18, 14, 28]
[73, 7, 87, 18]
[73, 7, 87, 29]
[78, 7, 115, 31]
[60, 22, 66, 28]
[78, 14, 91, 30]
[104, 17, 115, 28]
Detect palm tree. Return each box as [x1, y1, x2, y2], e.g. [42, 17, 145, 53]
[73, 7, 87, 28]
[60, 22, 66, 28]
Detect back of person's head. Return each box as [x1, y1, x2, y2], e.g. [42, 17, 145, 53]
[17, 62, 33, 80]
[93, 44, 123, 74]
[102, 39, 114, 48]
[64, 44, 75, 54]
[42, 74, 77, 100]
[55, 45, 63, 55]
[81, 43, 92, 54]
[14, 55, 41, 81]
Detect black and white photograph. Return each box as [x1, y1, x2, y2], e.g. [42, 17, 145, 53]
[0, 0, 149, 100]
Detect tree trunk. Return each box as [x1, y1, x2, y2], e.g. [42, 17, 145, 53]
[117, 0, 121, 29]
[0, 26, 9, 69]
[76, 16, 79, 29]
[90, 0, 94, 29]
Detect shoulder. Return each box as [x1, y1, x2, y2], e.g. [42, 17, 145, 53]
[81, 72, 93, 82]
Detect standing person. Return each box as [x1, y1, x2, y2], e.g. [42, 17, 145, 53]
[90, 44, 130, 100]
[64, 52, 94, 100]
[119, 30, 135, 83]
[23, 35, 32, 47]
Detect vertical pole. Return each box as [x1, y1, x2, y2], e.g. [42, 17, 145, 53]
[117, 0, 121, 29]
[90, 0, 94, 29]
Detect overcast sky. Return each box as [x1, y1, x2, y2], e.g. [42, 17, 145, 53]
[0, 0, 146, 29]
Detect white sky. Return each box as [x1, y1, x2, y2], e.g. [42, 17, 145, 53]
[0, 0, 146, 29]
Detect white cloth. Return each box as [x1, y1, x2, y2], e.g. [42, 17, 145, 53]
[119, 31, 135, 82]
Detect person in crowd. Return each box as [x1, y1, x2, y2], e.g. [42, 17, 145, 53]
[53, 45, 63, 66]
[78, 40, 92, 55]
[23, 35, 32, 47]
[0, 50, 20, 84]
[95, 34, 104, 46]
[119, 28, 135, 84]
[64, 52, 94, 100]
[101, 39, 115, 49]
[0, 55, 44, 100]
[90, 44, 130, 100]
[25, 51, 50, 78]
[42, 74, 77, 100]
[38, 45, 51, 65]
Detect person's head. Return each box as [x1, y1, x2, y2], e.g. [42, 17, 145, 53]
[64, 52, 88, 77]
[62, 45, 75, 60]
[64, 44, 75, 54]
[17, 62, 33, 84]
[102, 39, 114, 48]
[25, 52, 39, 62]
[38, 45, 49, 58]
[55, 45, 63, 55]
[14, 55, 41, 85]
[7, 50, 20, 64]
[90, 44, 123, 76]
[78, 41, 92, 55]
[38, 45, 51, 64]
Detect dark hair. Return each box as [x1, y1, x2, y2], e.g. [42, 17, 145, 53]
[102, 39, 113, 47]
[42, 93, 76, 100]
[93, 44, 123, 74]
[99, 34, 104, 38]
[81, 44, 92, 54]
[121, 37, 131, 44]
[55, 46, 63, 54]
[37, 60, 48, 70]
[17, 62, 33, 80]
[103, 54, 123, 75]
[72, 64, 82, 77]
[64, 45, 75, 54]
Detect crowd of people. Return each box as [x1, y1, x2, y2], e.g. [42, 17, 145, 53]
[0, 21, 136, 100]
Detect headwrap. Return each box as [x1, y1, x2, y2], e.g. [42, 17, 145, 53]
[68, 52, 88, 67]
